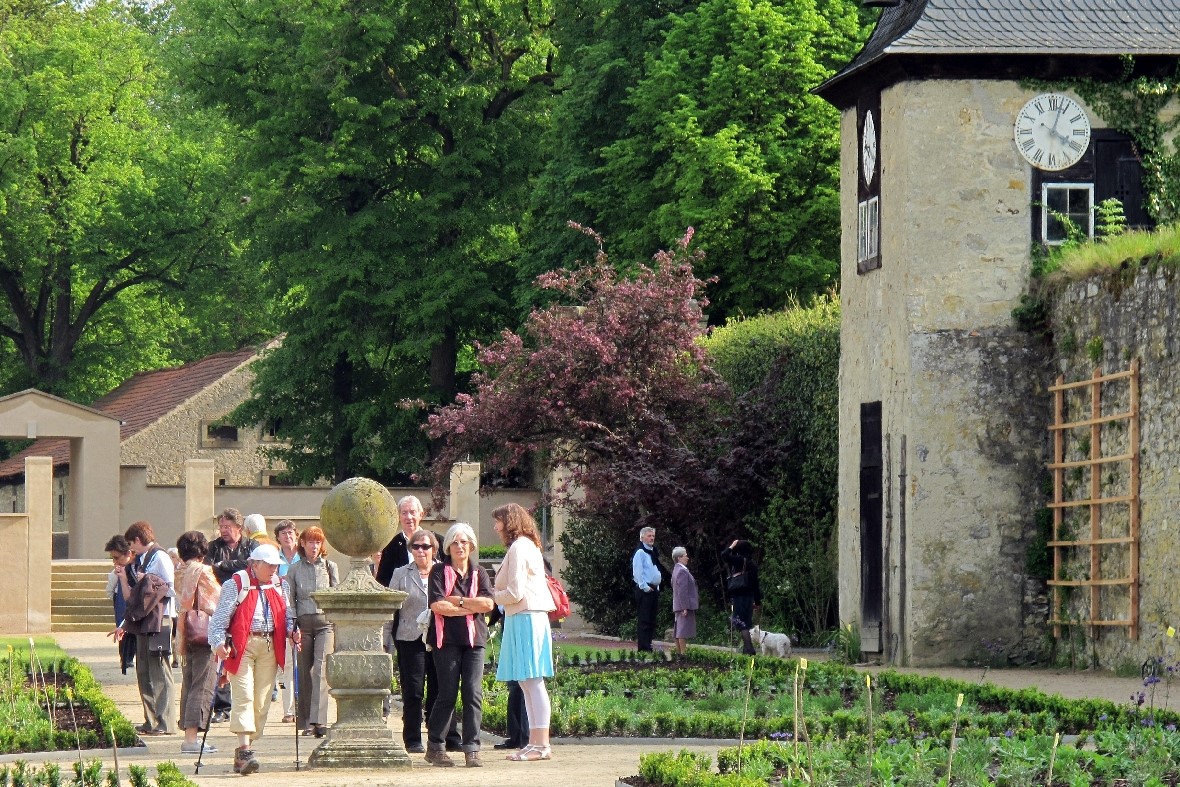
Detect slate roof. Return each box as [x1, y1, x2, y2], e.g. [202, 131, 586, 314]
[0, 344, 263, 479]
[818, 0, 1180, 101]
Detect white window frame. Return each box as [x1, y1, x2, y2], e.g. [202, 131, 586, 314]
[857, 196, 880, 266]
[1041, 182, 1094, 245]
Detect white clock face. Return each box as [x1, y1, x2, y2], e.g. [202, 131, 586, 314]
[1014, 93, 1091, 171]
[861, 110, 877, 187]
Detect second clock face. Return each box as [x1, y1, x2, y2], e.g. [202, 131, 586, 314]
[861, 110, 877, 187]
[1014, 93, 1091, 171]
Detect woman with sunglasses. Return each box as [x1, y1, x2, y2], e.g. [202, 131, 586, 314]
[425, 523, 494, 767]
[387, 529, 460, 754]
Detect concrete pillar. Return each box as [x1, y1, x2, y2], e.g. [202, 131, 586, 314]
[546, 466, 585, 629]
[70, 417, 121, 557]
[448, 461, 480, 531]
[185, 459, 216, 534]
[26, 456, 53, 632]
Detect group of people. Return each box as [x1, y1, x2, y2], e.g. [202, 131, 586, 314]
[632, 529, 762, 656]
[105, 508, 339, 775]
[104, 497, 559, 774]
[375, 496, 556, 767]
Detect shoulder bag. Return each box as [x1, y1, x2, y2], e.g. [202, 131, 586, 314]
[547, 574, 571, 623]
[183, 582, 210, 647]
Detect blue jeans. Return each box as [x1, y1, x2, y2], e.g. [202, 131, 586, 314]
[428, 644, 484, 751]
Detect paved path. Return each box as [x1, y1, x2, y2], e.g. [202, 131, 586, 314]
[0, 632, 1160, 785]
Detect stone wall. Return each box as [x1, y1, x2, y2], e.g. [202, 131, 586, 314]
[1045, 262, 1180, 668]
[119, 358, 282, 486]
[837, 79, 1100, 665]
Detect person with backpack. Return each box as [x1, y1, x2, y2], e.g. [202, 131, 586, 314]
[208, 544, 299, 775]
[492, 503, 556, 763]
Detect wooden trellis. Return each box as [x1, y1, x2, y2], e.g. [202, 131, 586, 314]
[1047, 359, 1140, 640]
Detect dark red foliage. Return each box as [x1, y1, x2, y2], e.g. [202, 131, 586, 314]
[427, 226, 795, 580]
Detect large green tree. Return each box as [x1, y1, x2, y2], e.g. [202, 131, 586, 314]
[0, 0, 258, 402]
[527, 0, 866, 321]
[171, 0, 559, 483]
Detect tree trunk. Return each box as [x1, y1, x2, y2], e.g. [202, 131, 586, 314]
[331, 352, 355, 484]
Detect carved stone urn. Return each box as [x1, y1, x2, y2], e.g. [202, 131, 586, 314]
[307, 477, 410, 769]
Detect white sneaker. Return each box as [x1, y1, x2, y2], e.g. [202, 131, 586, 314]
[180, 742, 217, 754]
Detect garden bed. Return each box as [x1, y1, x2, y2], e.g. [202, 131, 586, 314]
[0, 641, 138, 753]
[479, 648, 1180, 785]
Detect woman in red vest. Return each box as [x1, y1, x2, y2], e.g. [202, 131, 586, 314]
[208, 544, 300, 775]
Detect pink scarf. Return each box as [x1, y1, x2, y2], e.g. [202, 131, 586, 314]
[432, 564, 478, 647]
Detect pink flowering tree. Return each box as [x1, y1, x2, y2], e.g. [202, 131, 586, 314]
[427, 226, 796, 631]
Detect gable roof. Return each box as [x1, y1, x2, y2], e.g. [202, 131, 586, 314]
[0, 344, 263, 479]
[817, 0, 1180, 106]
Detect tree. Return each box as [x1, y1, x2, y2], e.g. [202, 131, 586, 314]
[526, 0, 866, 321]
[0, 0, 256, 401]
[427, 227, 798, 629]
[172, 0, 559, 482]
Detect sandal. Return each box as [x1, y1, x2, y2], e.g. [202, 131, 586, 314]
[302, 727, 317, 736]
[506, 744, 552, 762]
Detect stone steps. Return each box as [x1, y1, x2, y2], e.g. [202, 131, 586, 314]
[52, 560, 114, 632]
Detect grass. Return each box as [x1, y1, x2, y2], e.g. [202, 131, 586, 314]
[0, 637, 68, 660]
[1044, 222, 1180, 283]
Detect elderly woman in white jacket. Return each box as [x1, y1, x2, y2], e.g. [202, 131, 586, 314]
[491, 503, 556, 762]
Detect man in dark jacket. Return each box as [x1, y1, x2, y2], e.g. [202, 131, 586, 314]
[207, 508, 258, 584]
[374, 495, 425, 586]
[205, 507, 257, 721]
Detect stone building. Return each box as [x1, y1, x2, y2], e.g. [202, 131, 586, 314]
[0, 340, 298, 553]
[816, 0, 1180, 665]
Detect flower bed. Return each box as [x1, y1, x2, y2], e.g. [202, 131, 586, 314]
[0, 643, 138, 754]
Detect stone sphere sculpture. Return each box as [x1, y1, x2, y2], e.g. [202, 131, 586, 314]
[318, 477, 398, 558]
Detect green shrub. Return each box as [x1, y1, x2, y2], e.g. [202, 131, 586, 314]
[704, 295, 840, 643]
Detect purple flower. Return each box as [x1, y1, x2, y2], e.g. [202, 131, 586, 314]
[1142, 717, 1156, 727]
[886, 737, 898, 745]
[1145, 675, 1162, 686]
[1004, 729, 1014, 738]
[1099, 714, 1108, 722]
[1166, 724, 1176, 732]
[916, 732, 928, 741]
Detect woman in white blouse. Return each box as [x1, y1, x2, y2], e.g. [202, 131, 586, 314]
[492, 503, 556, 762]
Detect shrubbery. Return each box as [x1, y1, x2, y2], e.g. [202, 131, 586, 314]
[703, 295, 840, 643]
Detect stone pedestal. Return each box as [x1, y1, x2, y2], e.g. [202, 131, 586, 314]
[307, 476, 410, 769]
[308, 559, 410, 768]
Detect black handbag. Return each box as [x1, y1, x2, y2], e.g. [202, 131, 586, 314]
[146, 627, 171, 658]
[727, 572, 750, 593]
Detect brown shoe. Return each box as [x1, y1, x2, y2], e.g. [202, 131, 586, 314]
[234, 746, 260, 775]
[424, 745, 455, 767]
[465, 751, 482, 768]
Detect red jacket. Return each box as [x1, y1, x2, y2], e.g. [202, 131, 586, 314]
[224, 569, 288, 675]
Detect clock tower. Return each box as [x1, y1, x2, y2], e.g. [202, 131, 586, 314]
[815, 0, 1180, 665]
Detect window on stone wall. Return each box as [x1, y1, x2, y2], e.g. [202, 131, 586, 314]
[260, 419, 284, 443]
[261, 470, 298, 487]
[858, 196, 880, 265]
[201, 419, 241, 448]
[1042, 183, 1093, 244]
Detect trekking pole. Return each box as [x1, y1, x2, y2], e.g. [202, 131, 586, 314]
[293, 653, 301, 770]
[195, 663, 222, 774]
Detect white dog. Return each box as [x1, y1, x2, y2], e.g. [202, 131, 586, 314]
[750, 625, 792, 658]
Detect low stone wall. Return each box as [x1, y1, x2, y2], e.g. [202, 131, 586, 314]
[1044, 262, 1180, 668]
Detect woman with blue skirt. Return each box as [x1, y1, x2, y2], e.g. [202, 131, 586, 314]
[492, 503, 556, 762]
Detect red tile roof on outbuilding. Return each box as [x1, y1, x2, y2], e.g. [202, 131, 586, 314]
[0, 344, 262, 479]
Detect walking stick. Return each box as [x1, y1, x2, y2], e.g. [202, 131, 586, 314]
[195, 663, 222, 774]
[293, 650, 301, 771]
